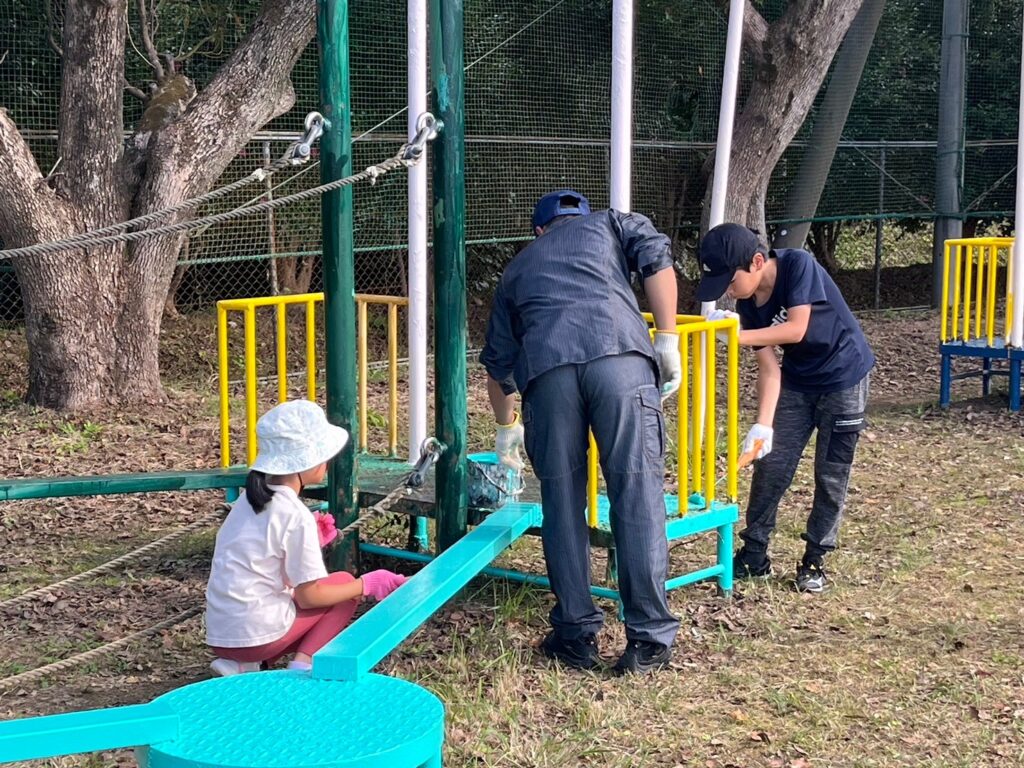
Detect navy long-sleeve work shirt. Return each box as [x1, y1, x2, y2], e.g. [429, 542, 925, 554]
[480, 210, 674, 394]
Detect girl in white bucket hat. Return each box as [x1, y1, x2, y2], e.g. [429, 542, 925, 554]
[204, 399, 406, 676]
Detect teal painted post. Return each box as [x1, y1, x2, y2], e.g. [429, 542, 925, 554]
[318, 0, 359, 571]
[430, 0, 468, 553]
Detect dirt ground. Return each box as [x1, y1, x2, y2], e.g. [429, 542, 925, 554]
[1, 308, 1023, 767]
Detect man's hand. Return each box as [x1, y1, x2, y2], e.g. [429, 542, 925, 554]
[742, 423, 773, 461]
[706, 308, 740, 343]
[653, 331, 682, 398]
[495, 413, 526, 470]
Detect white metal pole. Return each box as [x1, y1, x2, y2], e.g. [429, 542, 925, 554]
[408, 0, 429, 461]
[1010, 9, 1024, 348]
[703, 0, 746, 315]
[610, 0, 633, 212]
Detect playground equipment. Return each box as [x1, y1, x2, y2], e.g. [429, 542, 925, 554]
[939, 237, 1023, 411]
[0, 1, 747, 765]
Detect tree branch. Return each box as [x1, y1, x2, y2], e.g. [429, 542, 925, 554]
[741, 1, 769, 62]
[124, 78, 149, 103]
[0, 109, 74, 244]
[142, 0, 316, 200]
[136, 0, 165, 81]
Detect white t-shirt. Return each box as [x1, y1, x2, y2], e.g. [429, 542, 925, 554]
[205, 485, 328, 647]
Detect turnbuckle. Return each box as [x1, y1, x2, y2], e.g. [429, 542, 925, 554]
[401, 112, 442, 164]
[405, 436, 446, 489]
[289, 111, 326, 164]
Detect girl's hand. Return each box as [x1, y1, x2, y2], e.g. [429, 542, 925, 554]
[360, 569, 407, 601]
[315, 512, 338, 548]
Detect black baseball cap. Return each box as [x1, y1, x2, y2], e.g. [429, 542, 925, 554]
[696, 223, 764, 301]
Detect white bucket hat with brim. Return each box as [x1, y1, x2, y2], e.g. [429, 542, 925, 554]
[250, 399, 349, 475]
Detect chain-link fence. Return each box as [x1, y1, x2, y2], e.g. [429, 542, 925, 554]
[1, 0, 1021, 333]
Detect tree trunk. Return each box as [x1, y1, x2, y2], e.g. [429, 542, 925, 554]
[773, 0, 886, 249]
[703, 0, 867, 235]
[0, 0, 316, 410]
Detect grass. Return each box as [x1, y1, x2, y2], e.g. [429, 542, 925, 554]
[2, 311, 1024, 766]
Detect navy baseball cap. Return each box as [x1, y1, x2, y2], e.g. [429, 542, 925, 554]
[696, 223, 764, 301]
[531, 189, 591, 230]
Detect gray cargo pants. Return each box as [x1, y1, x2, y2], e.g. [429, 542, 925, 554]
[741, 372, 871, 561]
[521, 352, 679, 647]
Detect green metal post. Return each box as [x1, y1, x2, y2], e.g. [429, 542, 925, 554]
[318, 0, 358, 571]
[430, 0, 468, 552]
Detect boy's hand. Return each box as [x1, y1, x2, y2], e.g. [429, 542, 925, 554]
[743, 424, 773, 459]
[706, 308, 740, 344]
[653, 331, 682, 398]
[495, 413, 526, 470]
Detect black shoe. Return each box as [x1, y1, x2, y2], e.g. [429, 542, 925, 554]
[795, 557, 830, 593]
[539, 631, 599, 670]
[612, 639, 672, 675]
[733, 547, 772, 579]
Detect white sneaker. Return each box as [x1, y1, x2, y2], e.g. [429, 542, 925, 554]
[210, 658, 260, 677]
[287, 660, 312, 672]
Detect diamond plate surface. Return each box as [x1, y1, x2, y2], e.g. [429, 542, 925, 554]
[141, 671, 443, 768]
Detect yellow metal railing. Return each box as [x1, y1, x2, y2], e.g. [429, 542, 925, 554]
[217, 292, 408, 466]
[941, 237, 1015, 346]
[586, 313, 740, 527]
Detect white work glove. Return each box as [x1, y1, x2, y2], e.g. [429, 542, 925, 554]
[742, 423, 773, 462]
[653, 331, 682, 399]
[495, 413, 526, 470]
[706, 308, 740, 343]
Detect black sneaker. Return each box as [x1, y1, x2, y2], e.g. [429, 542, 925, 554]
[733, 547, 772, 580]
[539, 631, 599, 670]
[612, 639, 672, 675]
[795, 557, 830, 593]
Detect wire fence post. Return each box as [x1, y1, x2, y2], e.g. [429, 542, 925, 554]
[263, 140, 279, 296]
[874, 142, 886, 309]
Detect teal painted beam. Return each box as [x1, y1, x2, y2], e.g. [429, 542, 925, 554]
[429, 0, 468, 552]
[664, 504, 738, 540]
[314, 502, 542, 681]
[0, 702, 177, 763]
[318, 0, 359, 572]
[0, 468, 247, 501]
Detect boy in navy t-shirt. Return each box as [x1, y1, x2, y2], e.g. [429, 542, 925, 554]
[695, 223, 875, 592]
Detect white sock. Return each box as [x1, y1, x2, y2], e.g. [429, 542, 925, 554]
[287, 660, 312, 671]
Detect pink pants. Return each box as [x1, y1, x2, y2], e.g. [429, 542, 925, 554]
[210, 572, 360, 665]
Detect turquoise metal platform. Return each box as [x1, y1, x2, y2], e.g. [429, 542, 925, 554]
[139, 671, 443, 768]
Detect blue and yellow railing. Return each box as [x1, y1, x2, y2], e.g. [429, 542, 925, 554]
[586, 313, 740, 526]
[217, 292, 408, 466]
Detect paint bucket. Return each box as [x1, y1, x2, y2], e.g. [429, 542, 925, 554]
[467, 452, 524, 509]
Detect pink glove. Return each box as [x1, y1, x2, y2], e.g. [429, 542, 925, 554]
[315, 512, 338, 548]
[360, 569, 407, 601]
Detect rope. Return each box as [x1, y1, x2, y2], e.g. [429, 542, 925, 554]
[0, 145, 415, 260]
[335, 484, 415, 537]
[0, 607, 202, 692]
[0, 149, 303, 261]
[0, 506, 227, 612]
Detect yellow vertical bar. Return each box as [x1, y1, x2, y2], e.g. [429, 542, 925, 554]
[704, 328, 716, 506]
[951, 244, 963, 341]
[306, 300, 317, 400]
[941, 242, 952, 342]
[1007, 242, 1015, 342]
[388, 302, 399, 456]
[691, 332, 703, 496]
[358, 299, 368, 452]
[986, 244, 998, 346]
[244, 304, 258, 466]
[727, 324, 739, 501]
[678, 328, 689, 507]
[217, 305, 231, 467]
[276, 303, 288, 403]
[974, 245, 985, 339]
[963, 245, 974, 341]
[587, 432, 599, 527]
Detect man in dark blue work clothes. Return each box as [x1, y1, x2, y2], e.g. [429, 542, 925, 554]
[479, 189, 682, 674]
